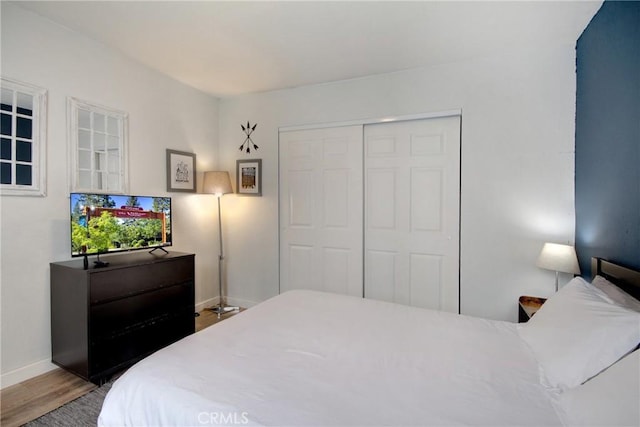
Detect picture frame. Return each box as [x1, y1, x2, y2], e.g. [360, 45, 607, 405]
[166, 149, 197, 193]
[236, 159, 262, 196]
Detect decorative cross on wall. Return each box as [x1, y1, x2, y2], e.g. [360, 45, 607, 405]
[239, 121, 258, 153]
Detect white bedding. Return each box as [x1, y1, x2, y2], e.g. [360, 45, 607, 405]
[99, 290, 564, 426]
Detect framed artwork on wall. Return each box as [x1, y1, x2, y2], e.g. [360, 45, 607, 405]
[166, 149, 196, 193]
[236, 159, 262, 196]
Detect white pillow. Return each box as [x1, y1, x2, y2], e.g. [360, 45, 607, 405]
[592, 275, 640, 312]
[556, 350, 640, 426]
[518, 277, 640, 391]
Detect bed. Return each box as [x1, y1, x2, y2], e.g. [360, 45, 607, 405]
[98, 258, 640, 426]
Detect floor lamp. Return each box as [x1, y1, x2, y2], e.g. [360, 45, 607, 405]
[202, 171, 239, 318]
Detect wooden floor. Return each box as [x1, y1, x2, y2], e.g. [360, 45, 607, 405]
[0, 308, 240, 427]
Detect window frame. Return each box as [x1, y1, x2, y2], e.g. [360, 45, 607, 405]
[0, 77, 48, 197]
[67, 97, 129, 194]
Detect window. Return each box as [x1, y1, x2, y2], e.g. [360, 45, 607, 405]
[68, 97, 128, 193]
[0, 78, 47, 196]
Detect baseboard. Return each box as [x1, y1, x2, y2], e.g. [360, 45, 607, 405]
[1, 358, 57, 389]
[197, 296, 258, 311]
[195, 297, 219, 313]
[225, 296, 259, 309]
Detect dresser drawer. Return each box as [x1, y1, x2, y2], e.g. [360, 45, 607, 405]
[90, 256, 193, 303]
[91, 282, 193, 338]
[90, 312, 194, 375]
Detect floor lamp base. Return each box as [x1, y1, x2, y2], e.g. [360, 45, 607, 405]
[207, 304, 239, 318]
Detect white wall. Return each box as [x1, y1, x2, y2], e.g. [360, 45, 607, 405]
[0, 2, 580, 388]
[0, 3, 220, 387]
[219, 43, 578, 321]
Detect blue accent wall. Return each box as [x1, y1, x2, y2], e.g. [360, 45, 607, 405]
[575, 0, 640, 275]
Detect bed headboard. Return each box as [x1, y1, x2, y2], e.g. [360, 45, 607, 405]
[591, 258, 640, 300]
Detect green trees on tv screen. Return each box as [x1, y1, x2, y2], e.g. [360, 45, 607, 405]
[71, 211, 166, 255]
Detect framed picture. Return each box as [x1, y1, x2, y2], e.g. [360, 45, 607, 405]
[166, 149, 196, 192]
[236, 159, 262, 196]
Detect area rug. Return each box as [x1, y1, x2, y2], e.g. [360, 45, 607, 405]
[25, 378, 115, 427]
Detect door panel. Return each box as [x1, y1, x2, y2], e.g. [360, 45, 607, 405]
[364, 116, 460, 312]
[410, 253, 443, 310]
[279, 125, 363, 296]
[365, 249, 397, 302]
[411, 168, 442, 231]
[367, 168, 397, 229]
[288, 170, 314, 226]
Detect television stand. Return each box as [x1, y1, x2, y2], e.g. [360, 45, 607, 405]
[83, 254, 109, 270]
[94, 254, 109, 268]
[149, 246, 169, 255]
[50, 251, 195, 384]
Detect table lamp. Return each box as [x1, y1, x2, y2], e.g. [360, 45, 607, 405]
[536, 242, 581, 292]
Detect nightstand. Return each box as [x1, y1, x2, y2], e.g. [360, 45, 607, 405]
[518, 296, 547, 323]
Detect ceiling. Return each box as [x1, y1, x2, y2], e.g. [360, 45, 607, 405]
[14, 1, 602, 98]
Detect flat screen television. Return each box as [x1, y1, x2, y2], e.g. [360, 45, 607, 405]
[70, 193, 172, 263]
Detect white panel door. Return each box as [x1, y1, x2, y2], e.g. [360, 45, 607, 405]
[364, 116, 461, 312]
[279, 125, 363, 296]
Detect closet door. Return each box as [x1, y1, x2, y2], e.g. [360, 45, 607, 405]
[364, 116, 461, 312]
[279, 126, 363, 296]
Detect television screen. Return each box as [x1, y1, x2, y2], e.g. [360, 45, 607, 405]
[70, 193, 172, 257]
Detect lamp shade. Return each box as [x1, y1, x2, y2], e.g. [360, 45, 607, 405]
[536, 243, 581, 275]
[202, 171, 233, 196]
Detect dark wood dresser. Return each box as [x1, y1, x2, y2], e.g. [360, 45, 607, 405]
[50, 251, 195, 384]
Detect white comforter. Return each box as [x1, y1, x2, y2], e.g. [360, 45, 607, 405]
[99, 290, 563, 426]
